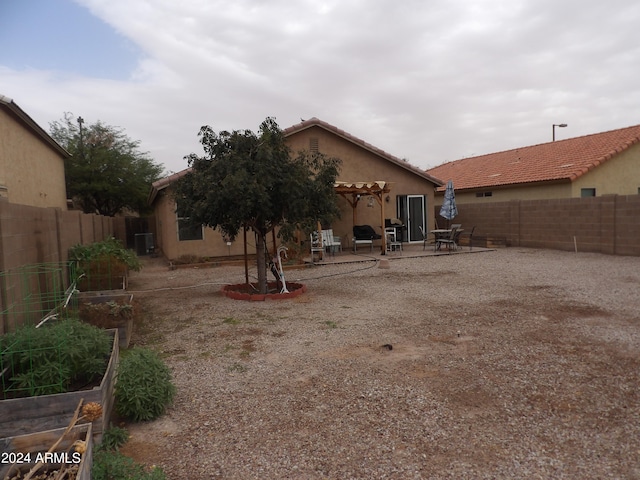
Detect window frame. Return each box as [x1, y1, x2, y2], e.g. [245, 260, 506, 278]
[175, 203, 204, 241]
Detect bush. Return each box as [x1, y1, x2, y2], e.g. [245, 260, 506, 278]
[115, 348, 176, 422]
[0, 318, 112, 397]
[93, 450, 166, 480]
[69, 237, 142, 273]
[98, 424, 130, 452]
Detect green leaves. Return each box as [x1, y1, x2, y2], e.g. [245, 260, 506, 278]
[69, 237, 142, 272]
[177, 117, 341, 241]
[49, 113, 164, 216]
[93, 450, 166, 480]
[115, 348, 176, 422]
[175, 117, 342, 293]
[98, 424, 130, 452]
[1, 318, 112, 397]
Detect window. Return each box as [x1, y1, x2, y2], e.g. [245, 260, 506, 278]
[581, 188, 596, 197]
[176, 203, 203, 241]
[475, 191, 492, 198]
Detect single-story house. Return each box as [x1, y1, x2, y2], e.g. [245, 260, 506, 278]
[426, 124, 640, 204]
[149, 117, 443, 260]
[0, 94, 70, 209]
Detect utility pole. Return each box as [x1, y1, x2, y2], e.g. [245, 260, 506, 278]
[77, 116, 85, 160]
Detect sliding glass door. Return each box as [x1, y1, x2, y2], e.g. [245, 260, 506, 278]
[397, 195, 426, 242]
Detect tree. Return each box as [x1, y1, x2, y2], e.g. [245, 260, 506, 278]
[175, 117, 341, 294]
[50, 113, 164, 216]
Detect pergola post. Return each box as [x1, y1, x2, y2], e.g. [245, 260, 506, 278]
[335, 181, 392, 254]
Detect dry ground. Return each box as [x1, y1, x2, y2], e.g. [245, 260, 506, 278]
[119, 248, 640, 479]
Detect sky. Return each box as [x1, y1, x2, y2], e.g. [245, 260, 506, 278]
[1, 0, 640, 176]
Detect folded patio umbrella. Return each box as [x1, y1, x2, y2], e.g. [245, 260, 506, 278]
[439, 179, 458, 222]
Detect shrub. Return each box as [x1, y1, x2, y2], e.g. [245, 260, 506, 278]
[98, 424, 130, 452]
[69, 237, 142, 273]
[0, 318, 112, 397]
[115, 348, 176, 422]
[93, 450, 166, 480]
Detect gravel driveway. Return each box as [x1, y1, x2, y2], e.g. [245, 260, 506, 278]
[121, 248, 640, 479]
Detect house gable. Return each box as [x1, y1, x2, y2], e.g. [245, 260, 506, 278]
[284, 117, 443, 245]
[284, 117, 442, 188]
[0, 95, 70, 209]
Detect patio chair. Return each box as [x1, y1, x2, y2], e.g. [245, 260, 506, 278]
[459, 226, 476, 250]
[322, 229, 342, 255]
[436, 226, 459, 252]
[310, 232, 324, 261]
[418, 225, 429, 251]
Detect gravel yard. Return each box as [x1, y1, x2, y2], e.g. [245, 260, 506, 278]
[121, 248, 640, 479]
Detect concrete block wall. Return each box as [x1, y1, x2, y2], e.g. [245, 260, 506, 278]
[0, 202, 117, 334]
[614, 195, 640, 256]
[435, 194, 640, 255]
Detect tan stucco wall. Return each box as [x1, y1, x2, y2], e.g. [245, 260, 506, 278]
[152, 125, 439, 259]
[571, 143, 640, 196]
[152, 190, 256, 261]
[450, 182, 573, 204]
[0, 109, 68, 209]
[286, 126, 438, 245]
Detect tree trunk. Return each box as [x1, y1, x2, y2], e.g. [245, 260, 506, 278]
[255, 231, 268, 294]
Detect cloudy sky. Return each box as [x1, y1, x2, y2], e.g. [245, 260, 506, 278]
[2, 0, 640, 175]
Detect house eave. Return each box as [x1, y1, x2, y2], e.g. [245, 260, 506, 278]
[0, 95, 71, 159]
[284, 118, 444, 187]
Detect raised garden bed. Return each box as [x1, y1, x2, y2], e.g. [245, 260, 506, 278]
[0, 423, 92, 480]
[74, 291, 134, 349]
[0, 330, 118, 442]
[75, 257, 128, 292]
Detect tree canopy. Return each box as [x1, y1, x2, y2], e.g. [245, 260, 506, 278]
[50, 113, 164, 216]
[175, 117, 341, 293]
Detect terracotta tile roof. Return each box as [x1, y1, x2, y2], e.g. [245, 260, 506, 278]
[284, 117, 443, 186]
[426, 124, 640, 191]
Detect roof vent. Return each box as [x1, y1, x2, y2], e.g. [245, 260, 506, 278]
[560, 163, 574, 168]
[488, 173, 502, 177]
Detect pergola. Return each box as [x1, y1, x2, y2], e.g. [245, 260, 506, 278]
[334, 181, 393, 253]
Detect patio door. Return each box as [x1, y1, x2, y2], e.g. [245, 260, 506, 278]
[397, 195, 426, 243]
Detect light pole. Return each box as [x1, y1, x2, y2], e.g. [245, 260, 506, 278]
[552, 123, 567, 141]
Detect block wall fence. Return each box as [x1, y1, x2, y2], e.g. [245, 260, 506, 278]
[0, 200, 126, 334]
[435, 194, 640, 256]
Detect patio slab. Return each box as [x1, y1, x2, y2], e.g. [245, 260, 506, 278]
[304, 243, 495, 265]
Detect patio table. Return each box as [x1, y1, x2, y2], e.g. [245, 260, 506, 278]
[431, 229, 463, 251]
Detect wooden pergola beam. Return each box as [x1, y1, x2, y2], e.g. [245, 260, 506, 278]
[335, 181, 392, 254]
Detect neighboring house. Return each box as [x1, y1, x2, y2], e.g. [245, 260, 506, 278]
[426, 125, 640, 204]
[148, 117, 442, 260]
[0, 95, 70, 209]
